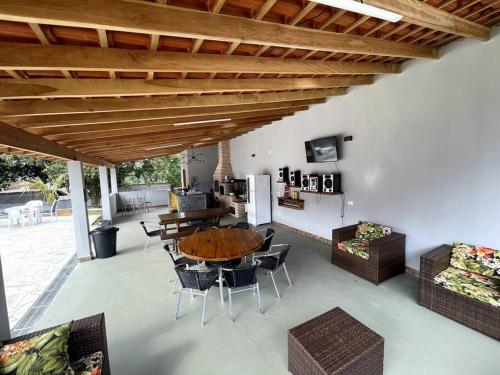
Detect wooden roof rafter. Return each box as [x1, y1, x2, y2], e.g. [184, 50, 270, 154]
[0, 0, 496, 164]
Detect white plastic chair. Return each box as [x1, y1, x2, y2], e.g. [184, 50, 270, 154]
[5, 207, 22, 228]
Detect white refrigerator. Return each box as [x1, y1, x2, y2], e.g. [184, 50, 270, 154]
[246, 175, 271, 226]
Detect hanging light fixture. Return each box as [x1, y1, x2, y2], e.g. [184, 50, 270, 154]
[309, 0, 402, 22]
[145, 143, 183, 151]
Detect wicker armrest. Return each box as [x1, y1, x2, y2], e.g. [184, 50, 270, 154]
[370, 232, 406, 249]
[332, 224, 357, 244]
[67, 314, 109, 363]
[367, 232, 405, 264]
[4, 314, 110, 375]
[419, 245, 452, 281]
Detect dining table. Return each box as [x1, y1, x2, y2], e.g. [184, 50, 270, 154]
[159, 207, 230, 230]
[179, 228, 263, 304]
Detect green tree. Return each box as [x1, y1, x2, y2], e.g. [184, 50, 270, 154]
[116, 155, 181, 187]
[0, 155, 49, 190]
[0, 154, 181, 205]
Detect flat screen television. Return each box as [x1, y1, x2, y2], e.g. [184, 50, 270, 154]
[305, 136, 339, 163]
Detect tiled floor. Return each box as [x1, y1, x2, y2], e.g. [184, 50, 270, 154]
[34, 208, 499, 375]
[0, 214, 100, 330]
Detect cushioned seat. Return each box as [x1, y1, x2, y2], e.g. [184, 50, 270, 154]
[434, 266, 500, 307]
[449, 242, 500, 279]
[338, 238, 369, 259]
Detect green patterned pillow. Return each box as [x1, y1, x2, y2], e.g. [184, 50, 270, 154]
[0, 322, 72, 374]
[451, 242, 500, 280]
[355, 221, 391, 241]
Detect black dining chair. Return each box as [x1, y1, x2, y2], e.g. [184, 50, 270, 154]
[139, 221, 162, 252]
[230, 222, 251, 230]
[222, 266, 262, 322]
[164, 244, 199, 293]
[250, 228, 275, 262]
[254, 244, 292, 299]
[174, 265, 219, 326]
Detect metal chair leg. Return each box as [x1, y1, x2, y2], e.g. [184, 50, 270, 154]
[228, 289, 234, 322]
[201, 290, 208, 326]
[171, 278, 178, 294]
[175, 291, 182, 320]
[269, 271, 280, 299]
[256, 283, 263, 314]
[143, 237, 150, 252]
[283, 264, 293, 287]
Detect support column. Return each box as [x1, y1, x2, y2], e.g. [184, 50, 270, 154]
[110, 168, 118, 194]
[67, 161, 92, 261]
[0, 256, 10, 339]
[99, 166, 112, 222]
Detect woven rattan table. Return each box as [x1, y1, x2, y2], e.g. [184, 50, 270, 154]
[288, 307, 384, 375]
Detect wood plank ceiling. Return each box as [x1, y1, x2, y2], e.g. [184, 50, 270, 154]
[0, 0, 498, 165]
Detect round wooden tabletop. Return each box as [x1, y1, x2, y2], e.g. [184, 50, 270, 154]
[179, 228, 263, 262]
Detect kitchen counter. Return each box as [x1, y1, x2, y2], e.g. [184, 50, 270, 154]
[170, 191, 208, 212]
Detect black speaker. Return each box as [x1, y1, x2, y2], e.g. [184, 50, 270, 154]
[278, 167, 289, 183]
[309, 174, 322, 192]
[322, 173, 342, 193]
[301, 174, 310, 191]
[289, 170, 301, 187]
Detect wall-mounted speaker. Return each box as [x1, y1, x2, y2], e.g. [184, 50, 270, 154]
[309, 175, 322, 193]
[278, 167, 289, 183]
[322, 173, 342, 193]
[301, 174, 310, 191]
[289, 170, 301, 187]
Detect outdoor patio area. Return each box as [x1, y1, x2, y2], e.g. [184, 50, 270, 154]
[0, 212, 101, 332]
[32, 208, 498, 375]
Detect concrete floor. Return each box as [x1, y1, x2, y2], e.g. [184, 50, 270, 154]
[35, 207, 499, 375]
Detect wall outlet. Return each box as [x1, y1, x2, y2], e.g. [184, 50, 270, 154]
[347, 200, 354, 206]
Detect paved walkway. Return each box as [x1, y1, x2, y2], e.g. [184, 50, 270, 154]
[0, 214, 100, 328]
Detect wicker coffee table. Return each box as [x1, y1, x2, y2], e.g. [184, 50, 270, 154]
[288, 307, 384, 375]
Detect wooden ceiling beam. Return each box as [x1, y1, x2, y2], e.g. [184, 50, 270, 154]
[0, 78, 355, 100]
[0, 121, 113, 166]
[107, 136, 245, 163]
[83, 129, 258, 156]
[0, 42, 403, 75]
[57, 109, 302, 146]
[0, 88, 350, 117]
[0, 0, 437, 59]
[74, 126, 264, 154]
[40, 116, 286, 141]
[364, 0, 490, 40]
[8, 98, 325, 128]
[33, 113, 292, 140]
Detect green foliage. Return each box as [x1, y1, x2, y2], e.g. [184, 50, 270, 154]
[0, 154, 181, 206]
[116, 155, 181, 187]
[0, 155, 49, 190]
[25, 177, 63, 204]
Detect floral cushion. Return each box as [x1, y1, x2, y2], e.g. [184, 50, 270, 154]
[434, 266, 500, 307]
[0, 322, 72, 374]
[71, 351, 103, 375]
[338, 238, 369, 259]
[355, 222, 391, 241]
[450, 242, 500, 279]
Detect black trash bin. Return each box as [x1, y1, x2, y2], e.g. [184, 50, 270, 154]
[90, 225, 119, 259]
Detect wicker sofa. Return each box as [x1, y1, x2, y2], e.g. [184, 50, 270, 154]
[332, 223, 406, 284]
[418, 245, 500, 339]
[2, 313, 111, 374]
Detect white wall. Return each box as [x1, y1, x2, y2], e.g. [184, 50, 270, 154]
[231, 29, 500, 270]
[183, 144, 218, 192]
